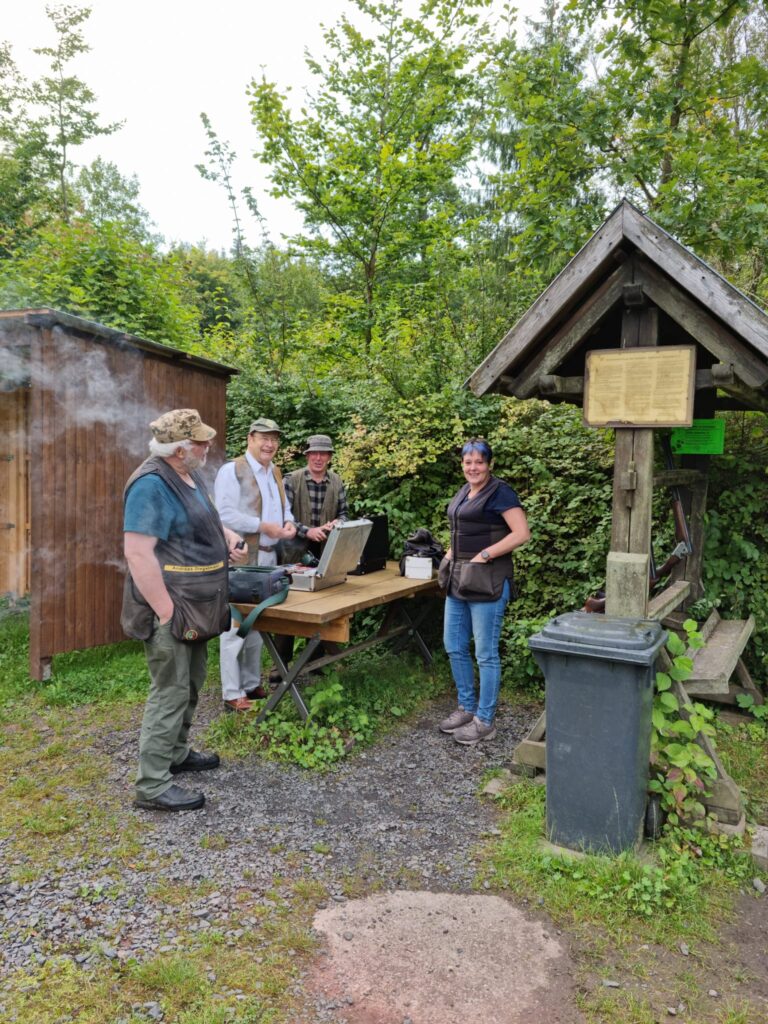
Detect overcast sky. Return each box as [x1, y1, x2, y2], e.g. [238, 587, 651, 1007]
[7, 0, 540, 253]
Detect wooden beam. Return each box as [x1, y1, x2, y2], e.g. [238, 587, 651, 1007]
[647, 580, 691, 621]
[538, 375, 584, 396]
[630, 253, 768, 387]
[653, 469, 706, 487]
[513, 261, 630, 399]
[717, 378, 768, 415]
[606, 552, 649, 617]
[467, 207, 626, 396]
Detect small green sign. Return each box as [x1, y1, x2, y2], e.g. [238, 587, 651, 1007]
[670, 418, 725, 455]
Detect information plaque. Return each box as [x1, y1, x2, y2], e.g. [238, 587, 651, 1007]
[583, 346, 696, 428]
[670, 418, 725, 455]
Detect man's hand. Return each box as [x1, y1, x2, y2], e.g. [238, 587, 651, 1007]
[224, 529, 248, 564]
[320, 519, 339, 532]
[307, 526, 329, 543]
[278, 522, 297, 540]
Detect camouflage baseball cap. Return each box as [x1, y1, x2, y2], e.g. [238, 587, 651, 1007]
[150, 409, 216, 444]
[249, 417, 282, 434]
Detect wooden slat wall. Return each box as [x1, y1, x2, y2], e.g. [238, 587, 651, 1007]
[0, 388, 30, 595]
[27, 324, 230, 679]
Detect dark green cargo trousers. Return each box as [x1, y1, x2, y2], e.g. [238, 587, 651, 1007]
[135, 620, 208, 801]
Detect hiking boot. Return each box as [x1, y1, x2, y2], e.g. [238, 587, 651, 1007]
[439, 707, 474, 733]
[170, 749, 220, 775]
[134, 784, 205, 812]
[453, 716, 497, 746]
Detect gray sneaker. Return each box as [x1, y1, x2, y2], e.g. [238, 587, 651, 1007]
[439, 707, 475, 733]
[453, 716, 497, 746]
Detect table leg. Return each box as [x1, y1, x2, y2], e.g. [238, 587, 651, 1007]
[396, 601, 434, 666]
[254, 633, 323, 724]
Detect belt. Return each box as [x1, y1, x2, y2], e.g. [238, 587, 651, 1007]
[259, 545, 275, 553]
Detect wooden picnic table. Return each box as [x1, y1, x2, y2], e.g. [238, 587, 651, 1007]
[232, 561, 441, 723]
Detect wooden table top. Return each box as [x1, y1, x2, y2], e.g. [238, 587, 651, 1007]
[234, 561, 439, 628]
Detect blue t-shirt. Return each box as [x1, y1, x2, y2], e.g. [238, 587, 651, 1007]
[124, 474, 210, 541]
[456, 480, 521, 525]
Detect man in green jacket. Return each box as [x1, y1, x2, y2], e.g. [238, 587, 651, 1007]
[283, 434, 349, 558]
[273, 434, 349, 679]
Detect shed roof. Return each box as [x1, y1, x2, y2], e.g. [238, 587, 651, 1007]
[0, 307, 238, 378]
[468, 200, 768, 402]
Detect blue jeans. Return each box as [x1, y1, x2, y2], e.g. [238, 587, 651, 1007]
[443, 579, 510, 725]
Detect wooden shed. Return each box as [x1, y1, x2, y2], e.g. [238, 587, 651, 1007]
[467, 201, 768, 813]
[0, 308, 236, 679]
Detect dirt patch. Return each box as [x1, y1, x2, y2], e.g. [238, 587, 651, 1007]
[307, 890, 583, 1024]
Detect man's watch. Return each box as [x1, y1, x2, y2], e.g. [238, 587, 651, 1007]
[480, 549, 492, 562]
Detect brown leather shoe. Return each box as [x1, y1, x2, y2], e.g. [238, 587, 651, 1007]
[223, 696, 253, 713]
[245, 684, 268, 699]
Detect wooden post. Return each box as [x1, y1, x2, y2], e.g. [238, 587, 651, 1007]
[605, 301, 658, 618]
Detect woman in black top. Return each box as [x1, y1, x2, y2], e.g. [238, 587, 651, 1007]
[438, 439, 530, 745]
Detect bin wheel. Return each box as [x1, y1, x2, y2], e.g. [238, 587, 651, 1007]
[644, 794, 664, 840]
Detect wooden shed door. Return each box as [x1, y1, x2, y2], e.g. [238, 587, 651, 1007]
[0, 388, 30, 597]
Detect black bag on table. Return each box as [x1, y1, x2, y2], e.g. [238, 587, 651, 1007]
[398, 528, 446, 576]
[228, 565, 291, 604]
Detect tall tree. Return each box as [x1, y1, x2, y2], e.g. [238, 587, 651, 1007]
[26, 3, 120, 222]
[249, 0, 493, 349]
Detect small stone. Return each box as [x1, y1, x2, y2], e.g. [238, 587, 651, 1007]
[679, 942, 690, 956]
[752, 877, 766, 894]
[343, 931, 354, 941]
[602, 980, 620, 988]
[667, 1009, 677, 1017]
[708, 990, 718, 998]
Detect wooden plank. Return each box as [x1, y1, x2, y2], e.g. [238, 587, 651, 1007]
[512, 738, 546, 771]
[468, 206, 625, 396]
[232, 609, 350, 643]
[684, 616, 755, 695]
[625, 218, 768, 374]
[717, 379, 768, 415]
[647, 580, 690, 621]
[513, 262, 630, 399]
[240, 564, 439, 628]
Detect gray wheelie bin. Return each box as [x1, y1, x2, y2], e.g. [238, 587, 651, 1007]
[528, 612, 667, 855]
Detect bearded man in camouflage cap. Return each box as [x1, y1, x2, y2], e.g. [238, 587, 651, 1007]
[122, 409, 248, 812]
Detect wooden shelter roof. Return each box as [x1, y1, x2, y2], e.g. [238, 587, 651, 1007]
[468, 201, 768, 409]
[0, 307, 237, 378]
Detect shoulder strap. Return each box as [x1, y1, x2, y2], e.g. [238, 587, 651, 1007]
[229, 586, 289, 639]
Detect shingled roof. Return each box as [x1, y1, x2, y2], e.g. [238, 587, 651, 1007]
[467, 200, 768, 410]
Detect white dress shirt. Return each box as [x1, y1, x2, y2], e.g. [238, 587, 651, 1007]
[214, 452, 294, 549]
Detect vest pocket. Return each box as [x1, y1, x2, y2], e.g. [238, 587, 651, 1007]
[452, 561, 498, 601]
[169, 575, 230, 642]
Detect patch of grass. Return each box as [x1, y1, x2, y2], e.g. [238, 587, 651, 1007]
[479, 781, 749, 948]
[199, 832, 229, 851]
[717, 718, 768, 825]
[205, 651, 450, 769]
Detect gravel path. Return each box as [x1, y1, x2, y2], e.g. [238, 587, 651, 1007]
[0, 692, 537, 983]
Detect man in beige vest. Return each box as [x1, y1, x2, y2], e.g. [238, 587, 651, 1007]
[214, 418, 296, 711]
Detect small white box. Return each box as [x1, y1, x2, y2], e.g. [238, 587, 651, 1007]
[404, 556, 434, 579]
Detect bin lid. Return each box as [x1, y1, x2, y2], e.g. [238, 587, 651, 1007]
[528, 611, 666, 664]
